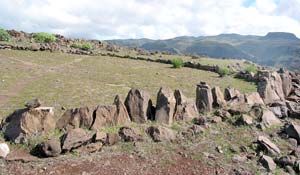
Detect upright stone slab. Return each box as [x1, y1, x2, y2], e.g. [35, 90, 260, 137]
[211, 86, 226, 108]
[278, 68, 293, 98]
[174, 90, 198, 121]
[112, 95, 131, 126]
[125, 88, 153, 123]
[196, 82, 213, 114]
[155, 87, 176, 125]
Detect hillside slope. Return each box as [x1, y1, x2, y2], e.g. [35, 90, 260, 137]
[107, 32, 300, 70]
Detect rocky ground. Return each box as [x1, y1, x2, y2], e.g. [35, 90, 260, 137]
[1, 30, 300, 175]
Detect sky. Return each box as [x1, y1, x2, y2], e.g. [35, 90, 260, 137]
[0, 0, 300, 40]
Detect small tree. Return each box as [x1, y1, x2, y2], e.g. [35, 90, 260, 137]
[33, 32, 56, 43]
[171, 58, 183, 68]
[71, 42, 94, 51]
[0, 29, 11, 41]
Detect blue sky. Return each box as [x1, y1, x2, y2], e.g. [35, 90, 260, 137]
[0, 0, 299, 40]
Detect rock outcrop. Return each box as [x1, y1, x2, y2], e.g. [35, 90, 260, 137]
[278, 69, 293, 98]
[155, 87, 176, 125]
[125, 88, 154, 123]
[196, 82, 213, 113]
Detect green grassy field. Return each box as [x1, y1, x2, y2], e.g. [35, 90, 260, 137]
[0, 50, 256, 119]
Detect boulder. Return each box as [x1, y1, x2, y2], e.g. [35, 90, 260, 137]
[25, 99, 42, 109]
[211, 86, 226, 108]
[118, 127, 143, 142]
[155, 87, 176, 125]
[196, 82, 213, 113]
[269, 103, 288, 119]
[278, 69, 293, 97]
[261, 109, 282, 128]
[257, 136, 281, 156]
[40, 139, 61, 157]
[173, 90, 198, 121]
[125, 88, 153, 123]
[245, 92, 264, 106]
[146, 126, 176, 142]
[257, 70, 285, 105]
[286, 101, 300, 119]
[3, 107, 55, 142]
[227, 94, 249, 115]
[0, 143, 10, 158]
[259, 155, 276, 172]
[61, 128, 93, 152]
[56, 106, 96, 131]
[224, 87, 240, 101]
[285, 123, 300, 143]
[276, 155, 296, 167]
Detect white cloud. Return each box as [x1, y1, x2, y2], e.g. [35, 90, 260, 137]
[0, 0, 299, 39]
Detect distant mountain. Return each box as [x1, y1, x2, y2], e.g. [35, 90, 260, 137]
[107, 32, 300, 70]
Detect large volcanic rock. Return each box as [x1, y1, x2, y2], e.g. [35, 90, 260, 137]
[3, 107, 55, 142]
[112, 95, 131, 126]
[173, 90, 198, 121]
[245, 92, 264, 106]
[125, 88, 154, 123]
[257, 136, 281, 156]
[196, 82, 213, 114]
[155, 87, 176, 125]
[224, 87, 240, 101]
[146, 126, 176, 142]
[257, 70, 285, 105]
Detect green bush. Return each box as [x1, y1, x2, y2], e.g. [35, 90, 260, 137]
[218, 67, 232, 77]
[71, 42, 94, 51]
[33, 32, 56, 43]
[171, 58, 183, 68]
[0, 29, 11, 41]
[245, 65, 258, 73]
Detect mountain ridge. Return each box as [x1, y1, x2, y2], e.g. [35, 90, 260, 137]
[107, 32, 300, 70]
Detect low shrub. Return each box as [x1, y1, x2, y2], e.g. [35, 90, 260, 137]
[0, 29, 11, 41]
[33, 32, 56, 43]
[171, 58, 183, 68]
[71, 42, 94, 51]
[245, 65, 258, 74]
[218, 67, 232, 77]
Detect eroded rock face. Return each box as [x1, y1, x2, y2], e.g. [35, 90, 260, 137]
[3, 107, 55, 142]
[257, 136, 281, 156]
[174, 90, 198, 121]
[196, 82, 213, 114]
[146, 126, 175, 142]
[155, 87, 176, 125]
[125, 88, 153, 123]
[61, 128, 93, 152]
[211, 86, 226, 108]
[257, 70, 285, 105]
